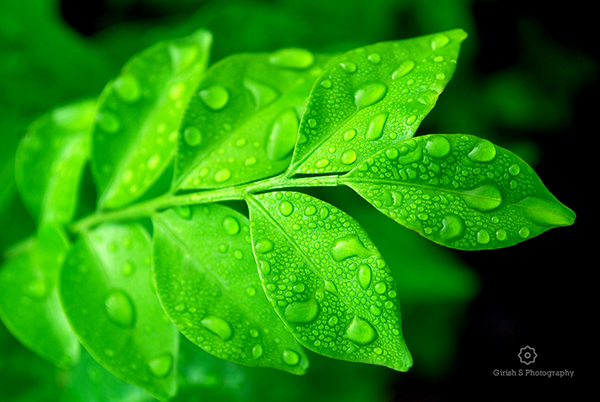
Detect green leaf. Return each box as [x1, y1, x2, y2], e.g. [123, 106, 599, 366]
[0, 225, 80, 369]
[59, 222, 179, 400]
[343, 134, 576, 250]
[174, 49, 335, 190]
[91, 29, 212, 210]
[15, 99, 96, 225]
[247, 191, 412, 372]
[152, 204, 308, 375]
[288, 29, 467, 175]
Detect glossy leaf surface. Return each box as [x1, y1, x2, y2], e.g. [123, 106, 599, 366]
[174, 50, 334, 190]
[247, 191, 412, 371]
[0, 226, 79, 369]
[152, 204, 308, 374]
[15, 99, 96, 225]
[59, 222, 179, 400]
[92, 29, 212, 209]
[288, 29, 467, 175]
[343, 134, 576, 250]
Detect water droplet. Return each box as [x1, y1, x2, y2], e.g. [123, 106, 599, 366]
[97, 112, 120, 133]
[368, 53, 381, 64]
[223, 216, 240, 235]
[199, 85, 229, 110]
[440, 215, 465, 241]
[183, 127, 202, 146]
[269, 48, 314, 69]
[121, 261, 134, 277]
[330, 235, 374, 262]
[477, 230, 491, 244]
[391, 59, 416, 80]
[175, 205, 192, 220]
[279, 201, 294, 216]
[496, 229, 507, 241]
[320, 79, 332, 88]
[252, 344, 263, 359]
[344, 316, 377, 346]
[355, 82, 387, 110]
[105, 290, 135, 328]
[462, 183, 502, 212]
[284, 298, 319, 324]
[201, 315, 233, 341]
[519, 227, 530, 238]
[517, 196, 576, 227]
[246, 287, 256, 296]
[316, 158, 330, 168]
[468, 140, 496, 162]
[370, 305, 382, 316]
[430, 34, 450, 50]
[508, 164, 521, 176]
[255, 239, 274, 254]
[341, 150, 357, 165]
[214, 169, 231, 183]
[340, 61, 357, 73]
[374, 282, 387, 294]
[344, 129, 357, 142]
[113, 75, 140, 102]
[169, 82, 184, 100]
[366, 113, 388, 141]
[425, 135, 451, 158]
[405, 115, 417, 125]
[244, 77, 279, 109]
[169, 41, 199, 74]
[266, 108, 298, 161]
[385, 147, 399, 160]
[148, 353, 173, 378]
[283, 349, 300, 365]
[147, 155, 160, 170]
[25, 280, 47, 299]
[357, 264, 371, 290]
[436, 72, 446, 80]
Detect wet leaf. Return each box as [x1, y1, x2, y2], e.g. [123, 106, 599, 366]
[343, 134, 576, 250]
[152, 203, 308, 374]
[92, 29, 212, 209]
[247, 191, 412, 371]
[288, 29, 467, 175]
[59, 222, 179, 400]
[174, 50, 335, 190]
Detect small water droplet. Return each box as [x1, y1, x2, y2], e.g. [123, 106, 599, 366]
[430, 34, 450, 50]
[284, 298, 319, 324]
[97, 112, 120, 133]
[344, 316, 377, 346]
[320, 79, 332, 88]
[175, 205, 192, 220]
[355, 82, 387, 110]
[199, 85, 229, 110]
[25, 280, 47, 299]
[148, 353, 173, 378]
[267, 108, 298, 161]
[121, 261, 134, 276]
[330, 235, 374, 262]
[269, 48, 314, 69]
[315, 158, 330, 168]
[440, 215, 465, 241]
[283, 349, 300, 365]
[462, 183, 503, 212]
[366, 113, 388, 141]
[519, 227, 530, 238]
[244, 77, 279, 109]
[201, 315, 233, 341]
[113, 75, 140, 102]
[468, 140, 496, 162]
[183, 127, 202, 146]
[341, 150, 357, 165]
[105, 290, 135, 328]
[385, 147, 399, 160]
[223, 216, 240, 235]
[255, 239, 274, 254]
[374, 282, 387, 294]
[368, 53, 381, 64]
[391, 59, 416, 79]
[252, 344, 263, 359]
[246, 287, 256, 296]
[147, 155, 160, 170]
[496, 229, 507, 241]
[425, 135, 451, 158]
[508, 164, 521, 176]
[169, 82, 184, 100]
[279, 201, 294, 216]
[357, 264, 371, 290]
[477, 229, 491, 244]
[340, 61, 357, 73]
[214, 169, 231, 183]
[344, 129, 357, 142]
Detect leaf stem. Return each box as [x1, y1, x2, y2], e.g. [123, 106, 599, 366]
[69, 174, 340, 234]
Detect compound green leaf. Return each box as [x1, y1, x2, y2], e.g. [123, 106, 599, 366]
[247, 191, 412, 372]
[92, 29, 212, 210]
[152, 204, 308, 375]
[343, 134, 576, 250]
[174, 50, 335, 190]
[59, 222, 179, 401]
[15, 99, 96, 225]
[0, 225, 79, 369]
[288, 29, 467, 175]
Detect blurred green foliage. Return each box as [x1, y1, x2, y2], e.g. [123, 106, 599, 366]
[0, 0, 593, 400]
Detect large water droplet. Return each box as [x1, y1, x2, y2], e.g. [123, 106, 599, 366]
[279, 201, 294, 216]
[266, 108, 298, 161]
[440, 215, 465, 241]
[340, 61, 357, 73]
[199, 85, 229, 110]
[344, 316, 377, 346]
[425, 135, 451, 158]
[330, 235, 374, 262]
[284, 298, 319, 324]
[255, 239, 274, 254]
[341, 150, 357, 165]
[97, 112, 120, 134]
[468, 140, 496, 162]
[392, 59, 416, 80]
[148, 353, 173, 378]
[113, 75, 141, 102]
[357, 264, 372, 290]
[269, 48, 314, 69]
[355, 82, 388, 110]
[214, 169, 231, 183]
[244, 77, 279, 109]
[462, 183, 503, 212]
[283, 349, 300, 365]
[517, 196, 576, 227]
[366, 113, 388, 141]
[183, 127, 202, 146]
[223, 216, 240, 235]
[252, 344, 263, 360]
[105, 290, 135, 328]
[201, 315, 233, 341]
[430, 34, 450, 50]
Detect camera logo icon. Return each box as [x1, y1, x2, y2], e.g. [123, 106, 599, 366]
[518, 346, 537, 365]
